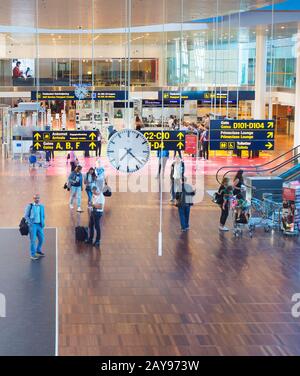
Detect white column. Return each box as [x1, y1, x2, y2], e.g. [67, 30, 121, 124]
[294, 24, 300, 147]
[254, 27, 267, 120]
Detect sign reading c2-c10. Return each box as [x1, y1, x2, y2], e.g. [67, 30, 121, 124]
[32, 131, 98, 151]
[209, 120, 275, 151]
[141, 130, 185, 151]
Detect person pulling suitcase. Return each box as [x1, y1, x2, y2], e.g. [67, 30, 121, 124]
[85, 186, 105, 247]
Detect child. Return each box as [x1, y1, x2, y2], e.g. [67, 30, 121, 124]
[222, 185, 233, 210]
[236, 196, 250, 223]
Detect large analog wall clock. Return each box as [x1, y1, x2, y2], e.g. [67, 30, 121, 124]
[75, 84, 89, 100]
[107, 129, 151, 173]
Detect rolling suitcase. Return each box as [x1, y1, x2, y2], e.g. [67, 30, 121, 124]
[75, 226, 88, 242]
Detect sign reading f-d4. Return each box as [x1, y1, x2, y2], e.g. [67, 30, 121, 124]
[141, 130, 186, 151]
[33, 131, 98, 151]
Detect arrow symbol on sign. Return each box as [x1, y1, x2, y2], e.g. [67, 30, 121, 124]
[267, 132, 274, 138]
[265, 142, 273, 150]
[34, 133, 42, 140]
[89, 142, 97, 150]
[177, 142, 184, 149]
[34, 142, 42, 150]
[177, 132, 185, 140]
[267, 122, 274, 129]
[89, 132, 97, 140]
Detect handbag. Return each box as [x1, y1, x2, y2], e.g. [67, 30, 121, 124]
[102, 185, 112, 197]
[19, 204, 33, 236]
[213, 192, 223, 205]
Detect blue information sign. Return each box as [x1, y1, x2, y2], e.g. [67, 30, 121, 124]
[141, 130, 185, 151]
[209, 120, 275, 151]
[31, 90, 126, 101]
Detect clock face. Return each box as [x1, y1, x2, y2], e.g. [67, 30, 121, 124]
[75, 85, 89, 100]
[107, 129, 151, 173]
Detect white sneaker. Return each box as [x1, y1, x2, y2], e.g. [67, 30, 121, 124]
[69, 204, 74, 209]
[77, 207, 83, 212]
[219, 226, 229, 232]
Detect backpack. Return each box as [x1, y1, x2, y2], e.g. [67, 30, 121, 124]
[19, 204, 33, 236]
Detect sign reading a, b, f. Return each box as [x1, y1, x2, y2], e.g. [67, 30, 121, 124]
[0, 293, 6, 318]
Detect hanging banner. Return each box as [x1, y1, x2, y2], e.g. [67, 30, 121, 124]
[31, 91, 126, 101]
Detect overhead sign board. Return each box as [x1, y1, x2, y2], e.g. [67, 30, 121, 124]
[31, 91, 126, 101]
[209, 120, 275, 151]
[32, 131, 98, 151]
[141, 130, 185, 151]
[158, 91, 255, 102]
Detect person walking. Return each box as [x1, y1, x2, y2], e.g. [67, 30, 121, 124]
[24, 194, 46, 261]
[156, 149, 169, 179]
[218, 177, 233, 232]
[85, 186, 105, 247]
[170, 156, 185, 203]
[84, 167, 97, 207]
[176, 177, 195, 232]
[68, 165, 83, 212]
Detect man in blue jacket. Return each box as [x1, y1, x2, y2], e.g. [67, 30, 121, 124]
[25, 194, 46, 261]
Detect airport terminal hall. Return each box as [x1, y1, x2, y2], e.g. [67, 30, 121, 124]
[2, 0, 300, 361]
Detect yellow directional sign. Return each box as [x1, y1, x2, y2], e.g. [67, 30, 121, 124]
[177, 132, 185, 140]
[177, 141, 184, 149]
[265, 142, 273, 150]
[267, 121, 274, 129]
[32, 131, 100, 151]
[267, 132, 274, 139]
[89, 142, 97, 150]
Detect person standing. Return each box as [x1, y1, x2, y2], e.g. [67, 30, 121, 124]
[86, 186, 105, 247]
[233, 170, 244, 198]
[170, 157, 185, 203]
[176, 178, 195, 232]
[95, 159, 107, 191]
[96, 129, 102, 157]
[200, 127, 210, 160]
[24, 194, 45, 261]
[84, 167, 97, 207]
[218, 177, 232, 232]
[156, 149, 169, 179]
[69, 150, 77, 172]
[68, 165, 83, 212]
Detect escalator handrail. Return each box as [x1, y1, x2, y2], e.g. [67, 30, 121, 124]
[216, 144, 300, 185]
[217, 153, 300, 186]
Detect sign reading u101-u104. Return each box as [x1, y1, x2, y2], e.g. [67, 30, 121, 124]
[32, 131, 98, 151]
[141, 130, 186, 151]
[209, 120, 275, 151]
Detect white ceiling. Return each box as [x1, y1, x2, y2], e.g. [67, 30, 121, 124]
[0, 0, 277, 29]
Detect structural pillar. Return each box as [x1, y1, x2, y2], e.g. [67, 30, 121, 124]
[294, 24, 300, 147]
[254, 26, 267, 120]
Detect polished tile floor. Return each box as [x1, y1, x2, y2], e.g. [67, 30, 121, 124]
[0, 148, 300, 356]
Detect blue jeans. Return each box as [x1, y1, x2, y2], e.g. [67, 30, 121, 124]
[89, 210, 103, 242]
[29, 223, 44, 257]
[86, 188, 92, 203]
[70, 186, 82, 207]
[178, 205, 191, 230]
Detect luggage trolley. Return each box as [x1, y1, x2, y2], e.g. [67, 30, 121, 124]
[232, 198, 253, 238]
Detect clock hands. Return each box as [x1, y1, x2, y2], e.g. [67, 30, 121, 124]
[126, 149, 143, 165]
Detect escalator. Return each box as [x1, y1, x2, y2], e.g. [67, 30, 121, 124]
[216, 145, 300, 185]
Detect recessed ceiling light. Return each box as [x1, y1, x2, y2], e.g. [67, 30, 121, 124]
[281, 26, 285, 29]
